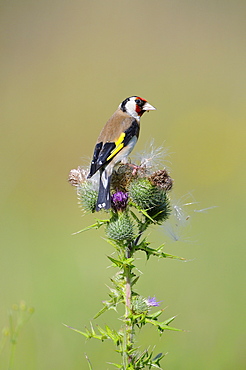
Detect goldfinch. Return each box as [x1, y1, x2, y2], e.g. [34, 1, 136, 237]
[87, 96, 156, 211]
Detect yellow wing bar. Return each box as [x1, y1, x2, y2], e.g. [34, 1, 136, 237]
[106, 132, 126, 161]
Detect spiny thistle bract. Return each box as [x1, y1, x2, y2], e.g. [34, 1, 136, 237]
[68, 167, 98, 213]
[77, 181, 98, 213]
[132, 296, 161, 315]
[106, 212, 135, 241]
[129, 177, 171, 223]
[132, 296, 149, 314]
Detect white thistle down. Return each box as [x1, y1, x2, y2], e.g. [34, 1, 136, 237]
[133, 139, 170, 171]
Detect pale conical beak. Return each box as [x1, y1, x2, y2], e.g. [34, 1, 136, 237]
[143, 102, 156, 111]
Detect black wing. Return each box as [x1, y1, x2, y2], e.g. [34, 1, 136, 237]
[88, 119, 139, 178]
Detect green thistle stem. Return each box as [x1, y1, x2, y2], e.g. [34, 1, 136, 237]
[123, 244, 133, 368]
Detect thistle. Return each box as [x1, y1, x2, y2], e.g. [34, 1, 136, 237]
[106, 212, 135, 241]
[129, 177, 171, 223]
[111, 191, 129, 212]
[77, 181, 98, 213]
[67, 144, 184, 369]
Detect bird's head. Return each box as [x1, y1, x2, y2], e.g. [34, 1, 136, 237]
[120, 96, 156, 120]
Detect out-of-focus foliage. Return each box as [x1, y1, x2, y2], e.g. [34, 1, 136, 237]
[1, 1, 246, 369]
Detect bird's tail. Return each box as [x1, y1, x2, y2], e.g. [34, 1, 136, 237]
[96, 168, 111, 211]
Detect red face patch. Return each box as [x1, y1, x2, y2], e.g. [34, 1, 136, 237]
[135, 97, 147, 115]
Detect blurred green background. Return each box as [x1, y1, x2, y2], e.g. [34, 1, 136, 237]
[1, 0, 246, 369]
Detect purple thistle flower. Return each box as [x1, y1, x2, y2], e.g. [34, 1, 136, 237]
[111, 191, 129, 212]
[145, 296, 161, 307]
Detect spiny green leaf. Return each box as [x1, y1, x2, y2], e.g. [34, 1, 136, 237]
[105, 325, 121, 345]
[72, 219, 108, 234]
[129, 201, 157, 223]
[139, 207, 156, 223]
[162, 315, 177, 325]
[129, 210, 141, 224]
[63, 323, 87, 336]
[152, 352, 165, 362]
[93, 305, 108, 319]
[107, 255, 135, 268]
[104, 237, 128, 251]
[88, 322, 97, 337]
[96, 324, 108, 336]
[158, 324, 182, 332]
[148, 309, 164, 320]
[122, 257, 135, 266]
[145, 318, 182, 332]
[107, 256, 123, 268]
[131, 276, 140, 287]
[136, 242, 185, 260]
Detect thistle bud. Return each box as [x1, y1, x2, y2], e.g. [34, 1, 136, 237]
[132, 296, 149, 314]
[77, 181, 98, 213]
[132, 296, 161, 314]
[106, 213, 135, 241]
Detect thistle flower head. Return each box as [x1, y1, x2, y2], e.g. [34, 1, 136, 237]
[68, 167, 88, 187]
[132, 296, 149, 314]
[145, 296, 161, 307]
[111, 191, 129, 212]
[132, 296, 161, 314]
[149, 169, 173, 191]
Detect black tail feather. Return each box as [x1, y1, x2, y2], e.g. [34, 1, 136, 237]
[96, 169, 111, 211]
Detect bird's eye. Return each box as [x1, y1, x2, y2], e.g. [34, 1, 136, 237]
[135, 98, 141, 105]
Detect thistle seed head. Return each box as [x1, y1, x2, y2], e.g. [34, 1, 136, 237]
[68, 167, 88, 187]
[149, 169, 173, 191]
